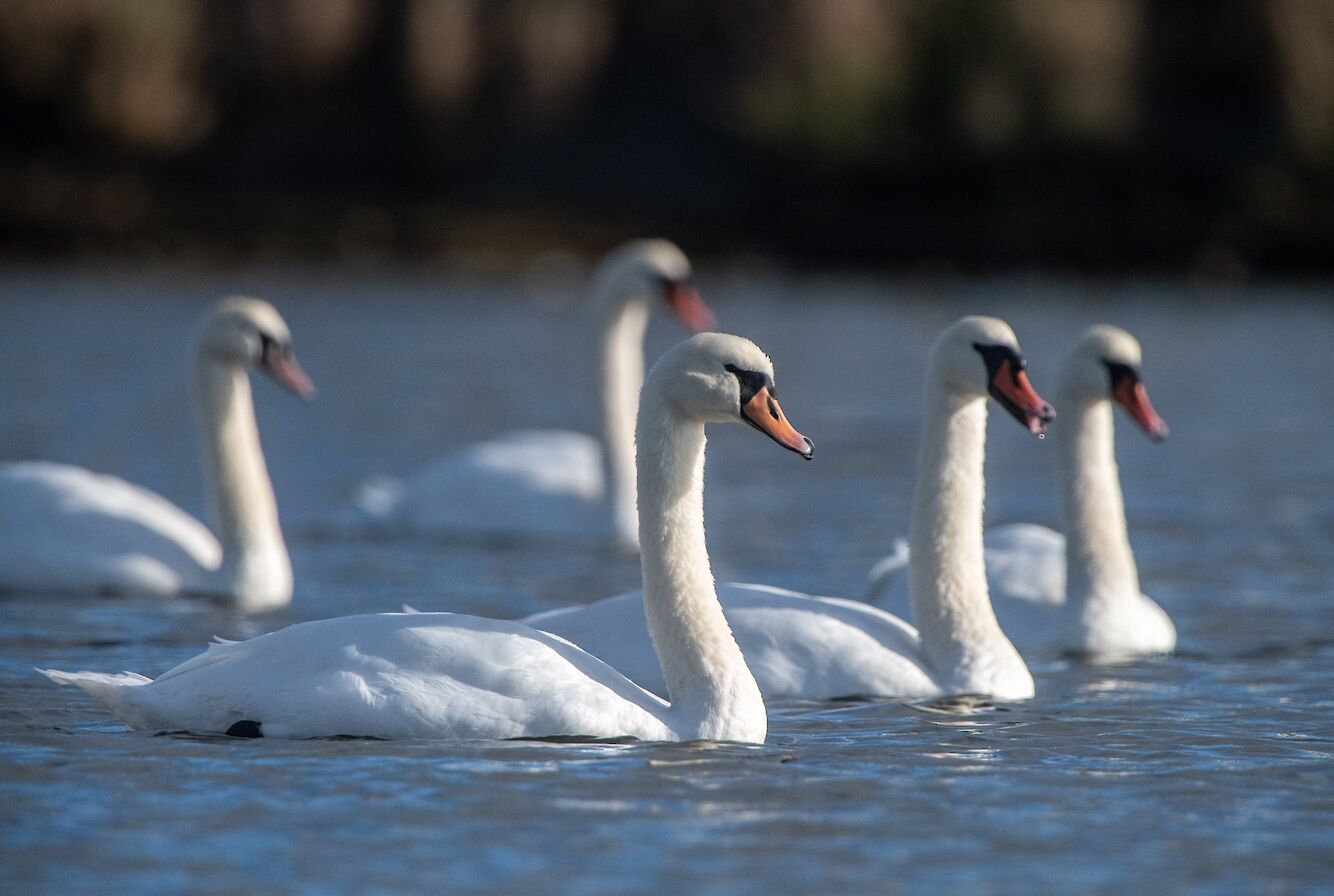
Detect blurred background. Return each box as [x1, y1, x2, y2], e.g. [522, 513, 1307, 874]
[2, 0, 1332, 276]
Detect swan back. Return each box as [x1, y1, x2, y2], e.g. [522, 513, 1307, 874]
[0, 462, 221, 595]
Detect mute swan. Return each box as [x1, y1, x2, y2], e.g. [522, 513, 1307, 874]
[0, 297, 312, 611]
[40, 333, 814, 741]
[874, 325, 1174, 656]
[527, 317, 1051, 701]
[357, 239, 715, 549]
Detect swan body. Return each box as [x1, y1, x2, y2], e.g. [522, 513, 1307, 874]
[0, 298, 312, 610]
[41, 614, 682, 740]
[874, 325, 1175, 656]
[358, 239, 714, 549]
[529, 317, 1050, 701]
[41, 333, 813, 741]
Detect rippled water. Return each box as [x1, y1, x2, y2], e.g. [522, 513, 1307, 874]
[2, 266, 1332, 894]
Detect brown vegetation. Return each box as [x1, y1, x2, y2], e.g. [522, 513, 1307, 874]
[1, 0, 1331, 273]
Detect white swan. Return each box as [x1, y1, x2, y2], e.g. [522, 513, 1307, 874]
[527, 316, 1051, 701]
[357, 239, 715, 549]
[39, 333, 814, 741]
[0, 297, 312, 611]
[874, 324, 1174, 656]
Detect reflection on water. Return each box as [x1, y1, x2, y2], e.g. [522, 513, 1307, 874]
[2, 267, 1333, 894]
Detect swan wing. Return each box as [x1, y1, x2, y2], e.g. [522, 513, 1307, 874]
[723, 586, 939, 699]
[0, 462, 219, 594]
[982, 523, 1067, 605]
[529, 583, 940, 700]
[872, 523, 1067, 623]
[865, 537, 909, 599]
[42, 612, 677, 741]
[526, 591, 661, 690]
[358, 431, 609, 538]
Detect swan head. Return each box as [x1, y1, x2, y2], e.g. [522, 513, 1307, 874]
[1064, 325, 1168, 440]
[648, 332, 813, 458]
[197, 297, 316, 399]
[931, 316, 1055, 437]
[595, 238, 716, 331]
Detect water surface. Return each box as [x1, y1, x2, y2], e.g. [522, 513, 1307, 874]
[2, 267, 1332, 894]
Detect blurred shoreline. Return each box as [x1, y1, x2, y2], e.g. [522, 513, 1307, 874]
[5, 250, 1330, 302]
[2, 1, 1332, 278]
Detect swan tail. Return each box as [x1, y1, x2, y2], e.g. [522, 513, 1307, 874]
[38, 668, 152, 719]
[866, 538, 910, 600]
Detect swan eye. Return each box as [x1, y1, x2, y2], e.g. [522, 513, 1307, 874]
[724, 363, 773, 406]
[972, 342, 1026, 380]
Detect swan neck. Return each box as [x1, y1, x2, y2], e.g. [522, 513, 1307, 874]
[1057, 395, 1141, 609]
[635, 390, 765, 741]
[907, 385, 1010, 670]
[194, 356, 292, 608]
[599, 295, 648, 546]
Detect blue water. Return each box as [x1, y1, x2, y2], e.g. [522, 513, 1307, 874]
[2, 265, 1332, 894]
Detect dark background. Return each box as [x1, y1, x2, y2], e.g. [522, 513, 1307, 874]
[2, 0, 1332, 276]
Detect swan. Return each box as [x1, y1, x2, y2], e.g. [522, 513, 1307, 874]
[39, 333, 814, 741]
[356, 239, 715, 549]
[526, 316, 1051, 701]
[0, 297, 312, 611]
[873, 324, 1173, 656]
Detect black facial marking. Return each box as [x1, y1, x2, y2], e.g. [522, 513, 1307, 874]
[659, 274, 694, 290]
[226, 719, 263, 738]
[724, 363, 773, 405]
[972, 342, 1026, 383]
[258, 331, 292, 364]
[1102, 359, 1140, 391]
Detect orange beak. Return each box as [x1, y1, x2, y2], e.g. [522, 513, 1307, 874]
[989, 362, 1055, 437]
[1112, 375, 1168, 441]
[663, 281, 716, 332]
[741, 386, 813, 459]
[260, 342, 316, 399]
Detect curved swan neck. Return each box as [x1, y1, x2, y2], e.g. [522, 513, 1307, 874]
[635, 390, 765, 741]
[907, 383, 1012, 671]
[1056, 393, 1141, 609]
[599, 294, 649, 546]
[193, 356, 292, 609]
